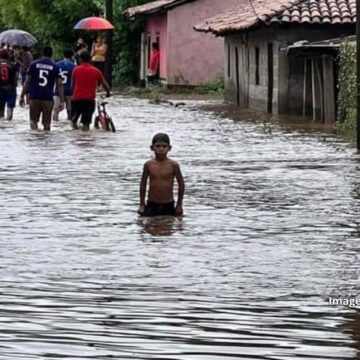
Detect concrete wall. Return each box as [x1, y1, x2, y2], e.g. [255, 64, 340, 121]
[225, 29, 279, 112]
[225, 25, 355, 114]
[146, 14, 168, 79]
[166, 0, 239, 86]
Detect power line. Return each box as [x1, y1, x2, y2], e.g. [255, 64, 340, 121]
[248, 0, 260, 20]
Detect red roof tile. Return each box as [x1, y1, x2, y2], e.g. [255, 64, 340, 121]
[194, 0, 356, 35]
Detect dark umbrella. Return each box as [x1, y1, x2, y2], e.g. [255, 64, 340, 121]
[0, 29, 38, 47]
[73, 17, 114, 30]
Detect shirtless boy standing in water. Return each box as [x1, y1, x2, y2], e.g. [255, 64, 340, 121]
[138, 133, 185, 217]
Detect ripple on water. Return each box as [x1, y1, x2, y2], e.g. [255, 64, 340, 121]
[0, 96, 358, 359]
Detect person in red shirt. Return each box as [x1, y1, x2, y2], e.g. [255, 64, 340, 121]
[0, 48, 19, 121]
[147, 42, 160, 84]
[71, 51, 110, 130]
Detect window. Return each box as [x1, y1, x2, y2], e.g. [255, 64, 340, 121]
[255, 47, 260, 85]
[227, 44, 231, 77]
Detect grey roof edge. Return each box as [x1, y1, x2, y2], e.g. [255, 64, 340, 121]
[124, 0, 194, 18]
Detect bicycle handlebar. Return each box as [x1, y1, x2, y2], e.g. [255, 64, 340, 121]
[97, 91, 111, 99]
[96, 93, 111, 107]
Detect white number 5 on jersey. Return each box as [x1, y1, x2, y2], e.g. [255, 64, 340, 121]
[60, 70, 68, 84]
[39, 69, 49, 86]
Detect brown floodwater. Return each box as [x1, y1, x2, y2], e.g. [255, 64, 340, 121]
[0, 95, 359, 359]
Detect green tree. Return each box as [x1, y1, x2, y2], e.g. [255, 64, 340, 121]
[0, 0, 153, 85]
[112, 0, 148, 85]
[0, 0, 101, 56]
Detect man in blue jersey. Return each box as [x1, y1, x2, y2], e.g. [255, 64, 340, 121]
[19, 46, 64, 131]
[53, 49, 75, 121]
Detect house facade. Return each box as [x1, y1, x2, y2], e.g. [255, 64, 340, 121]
[124, 0, 240, 86]
[194, 0, 355, 120]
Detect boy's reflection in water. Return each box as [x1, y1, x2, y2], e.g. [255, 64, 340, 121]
[139, 216, 183, 237]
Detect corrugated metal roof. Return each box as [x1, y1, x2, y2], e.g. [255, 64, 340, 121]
[194, 0, 356, 35]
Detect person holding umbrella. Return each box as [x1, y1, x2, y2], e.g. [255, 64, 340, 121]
[13, 45, 33, 105]
[73, 17, 114, 83]
[19, 46, 64, 131]
[91, 35, 107, 75]
[74, 37, 88, 65]
[13, 46, 33, 84]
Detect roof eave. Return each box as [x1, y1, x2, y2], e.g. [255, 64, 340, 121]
[124, 0, 195, 18]
[194, 22, 262, 36]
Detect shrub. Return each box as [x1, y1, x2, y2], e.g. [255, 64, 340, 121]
[337, 40, 356, 139]
[195, 75, 224, 95]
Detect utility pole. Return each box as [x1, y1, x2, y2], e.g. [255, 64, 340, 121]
[357, 0, 360, 149]
[105, 0, 113, 88]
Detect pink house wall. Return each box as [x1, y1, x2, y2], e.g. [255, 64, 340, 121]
[166, 0, 239, 85]
[146, 14, 167, 79]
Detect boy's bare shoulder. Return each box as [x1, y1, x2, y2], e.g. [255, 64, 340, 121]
[144, 159, 155, 167]
[167, 157, 179, 165]
[145, 158, 180, 166]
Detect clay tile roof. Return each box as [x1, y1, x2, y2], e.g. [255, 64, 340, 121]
[194, 0, 299, 34]
[194, 0, 356, 35]
[123, 0, 191, 17]
[312, 16, 321, 22]
[301, 15, 311, 22]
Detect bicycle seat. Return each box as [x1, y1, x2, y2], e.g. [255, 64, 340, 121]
[100, 101, 108, 106]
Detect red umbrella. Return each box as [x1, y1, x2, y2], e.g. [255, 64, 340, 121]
[74, 17, 114, 30]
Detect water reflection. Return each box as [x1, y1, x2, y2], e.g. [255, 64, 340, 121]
[341, 311, 360, 357]
[138, 215, 183, 237]
[0, 95, 359, 359]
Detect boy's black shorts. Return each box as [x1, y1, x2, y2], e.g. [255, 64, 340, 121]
[144, 201, 175, 217]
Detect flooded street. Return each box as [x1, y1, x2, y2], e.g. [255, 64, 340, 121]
[1, 94, 360, 359]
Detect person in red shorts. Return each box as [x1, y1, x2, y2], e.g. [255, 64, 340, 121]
[71, 51, 110, 130]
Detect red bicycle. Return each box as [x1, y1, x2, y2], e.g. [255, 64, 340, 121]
[94, 98, 116, 132]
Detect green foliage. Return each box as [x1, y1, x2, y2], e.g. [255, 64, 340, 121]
[0, 0, 153, 84]
[262, 122, 273, 135]
[112, 0, 148, 85]
[195, 75, 224, 95]
[336, 40, 357, 140]
[0, 0, 101, 58]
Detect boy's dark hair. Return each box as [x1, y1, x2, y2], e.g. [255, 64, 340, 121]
[152, 42, 159, 51]
[79, 51, 91, 62]
[43, 46, 53, 57]
[152, 132, 170, 145]
[63, 49, 74, 59]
